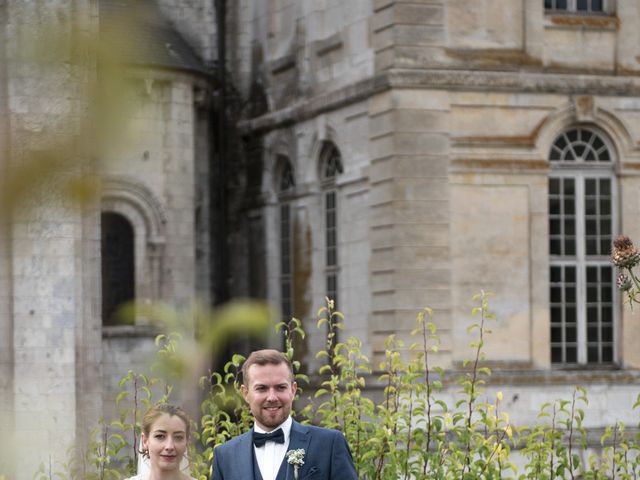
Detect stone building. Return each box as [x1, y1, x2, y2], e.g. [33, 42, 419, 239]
[228, 0, 640, 455]
[3, 0, 640, 478]
[0, 0, 216, 477]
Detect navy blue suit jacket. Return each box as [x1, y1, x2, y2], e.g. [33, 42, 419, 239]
[211, 420, 358, 480]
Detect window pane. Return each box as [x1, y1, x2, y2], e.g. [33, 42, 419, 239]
[326, 230, 336, 247]
[565, 219, 575, 235]
[565, 198, 575, 214]
[326, 192, 335, 209]
[327, 249, 336, 266]
[593, 137, 604, 151]
[326, 210, 336, 228]
[101, 212, 135, 326]
[566, 347, 577, 363]
[564, 179, 575, 194]
[565, 239, 575, 255]
[577, 0, 588, 11]
[566, 267, 576, 282]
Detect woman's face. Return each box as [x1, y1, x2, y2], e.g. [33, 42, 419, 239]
[142, 413, 188, 472]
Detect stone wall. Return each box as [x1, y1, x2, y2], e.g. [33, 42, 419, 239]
[0, 1, 102, 476]
[235, 0, 640, 430]
[0, 1, 211, 477]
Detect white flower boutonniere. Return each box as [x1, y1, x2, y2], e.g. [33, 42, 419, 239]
[286, 448, 305, 480]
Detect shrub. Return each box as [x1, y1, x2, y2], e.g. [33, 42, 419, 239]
[25, 293, 640, 479]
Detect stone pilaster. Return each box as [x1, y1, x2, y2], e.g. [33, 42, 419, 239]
[372, 0, 446, 72]
[369, 88, 451, 363]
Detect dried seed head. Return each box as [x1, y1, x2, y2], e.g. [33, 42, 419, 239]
[617, 273, 633, 292]
[612, 235, 640, 269]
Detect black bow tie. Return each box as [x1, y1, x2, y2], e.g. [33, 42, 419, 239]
[253, 428, 285, 447]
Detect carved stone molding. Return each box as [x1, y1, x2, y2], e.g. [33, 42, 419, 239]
[573, 95, 595, 122]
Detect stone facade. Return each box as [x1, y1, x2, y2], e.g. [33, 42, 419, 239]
[233, 0, 640, 449]
[4, 0, 640, 478]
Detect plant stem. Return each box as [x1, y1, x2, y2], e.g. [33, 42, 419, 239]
[568, 390, 576, 480]
[421, 317, 434, 476]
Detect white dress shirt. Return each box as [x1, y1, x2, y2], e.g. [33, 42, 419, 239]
[253, 416, 292, 480]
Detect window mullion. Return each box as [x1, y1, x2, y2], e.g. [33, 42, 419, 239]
[575, 174, 587, 364]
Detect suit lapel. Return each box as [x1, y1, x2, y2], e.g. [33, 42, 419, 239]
[230, 429, 259, 479]
[275, 421, 312, 480]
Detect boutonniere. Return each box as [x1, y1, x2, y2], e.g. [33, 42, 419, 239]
[286, 448, 305, 480]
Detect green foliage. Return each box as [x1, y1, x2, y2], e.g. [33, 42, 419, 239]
[23, 294, 640, 479]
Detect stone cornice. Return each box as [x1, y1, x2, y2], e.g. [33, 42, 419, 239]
[237, 73, 391, 135]
[387, 68, 640, 95]
[238, 68, 640, 135]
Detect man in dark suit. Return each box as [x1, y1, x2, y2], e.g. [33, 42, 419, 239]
[212, 349, 358, 480]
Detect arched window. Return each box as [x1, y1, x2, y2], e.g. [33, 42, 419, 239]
[320, 142, 343, 310]
[101, 177, 166, 328]
[278, 157, 295, 325]
[101, 212, 135, 326]
[548, 127, 616, 365]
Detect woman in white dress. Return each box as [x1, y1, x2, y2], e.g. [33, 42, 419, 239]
[125, 403, 196, 480]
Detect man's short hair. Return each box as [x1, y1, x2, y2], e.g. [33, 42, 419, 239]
[241, 349, 294, 385]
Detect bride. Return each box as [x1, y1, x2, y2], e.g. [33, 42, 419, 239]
[126, 404, 195, 480]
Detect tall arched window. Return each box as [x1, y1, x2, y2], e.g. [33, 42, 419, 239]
[101, 212, 135, 326]
[101, 177, 167, 328]
[320, 142, 343, 310]
[278, 157, 295, 325]
[548, 127, 616, 365]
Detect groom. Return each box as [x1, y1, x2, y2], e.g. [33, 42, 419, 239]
[211, 349, 358, 480]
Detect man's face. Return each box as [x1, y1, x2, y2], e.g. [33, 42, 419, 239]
[241, 362, 297, 431]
